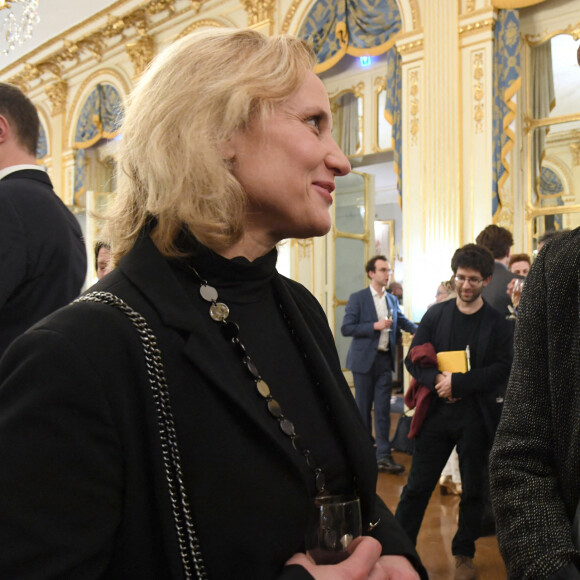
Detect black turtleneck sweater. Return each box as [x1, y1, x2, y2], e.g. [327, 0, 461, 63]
[170, 239, 354, 498]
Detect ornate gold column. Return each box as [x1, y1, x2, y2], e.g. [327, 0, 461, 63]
[423, 0, 461, 250]
[459, 8, 497, 242]
[399, 4, 498, 323]
[400, 0, 462, 323]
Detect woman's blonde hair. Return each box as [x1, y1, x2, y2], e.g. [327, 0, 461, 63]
[106, 27, 316, 262]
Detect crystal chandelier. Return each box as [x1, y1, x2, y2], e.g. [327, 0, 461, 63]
[0, 0, 40, 56]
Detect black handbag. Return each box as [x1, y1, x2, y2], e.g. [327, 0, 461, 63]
[76, 291, 208, 579]
[390, 412, 414, 455]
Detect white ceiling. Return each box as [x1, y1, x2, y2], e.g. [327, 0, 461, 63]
[0, 0, 118, 68]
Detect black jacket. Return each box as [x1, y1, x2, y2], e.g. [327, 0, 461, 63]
[405, 298, 513, 443]
[0, 232, 426, 579]
[0, 169, 86, 357]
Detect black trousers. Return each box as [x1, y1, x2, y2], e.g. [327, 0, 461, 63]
[395, 399, 488, 557]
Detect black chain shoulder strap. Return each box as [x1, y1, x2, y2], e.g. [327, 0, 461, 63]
[75, 291, 208, 579]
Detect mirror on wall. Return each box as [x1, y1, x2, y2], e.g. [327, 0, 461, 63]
[532, 213, 580, 246]
[333, 171, 371, 369]
[525, 31, 580, 251]
[530, 121, 580, 208]
[373, 219, 394, 265]
[330, 86, 364, 158]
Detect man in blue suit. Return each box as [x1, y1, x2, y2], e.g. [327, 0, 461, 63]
[341, 255, 417, 474]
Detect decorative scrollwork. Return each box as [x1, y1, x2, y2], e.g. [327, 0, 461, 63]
[409, 70, 420, 146]
[126, 35, 155, 78]
[46, 80, 68, 116]
[473, 51, 485, 134]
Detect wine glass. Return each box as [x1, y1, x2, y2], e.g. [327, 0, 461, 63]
[305, 495, 362, 565]
[385, 306, 393, 333]
[512, 278, 525, 309]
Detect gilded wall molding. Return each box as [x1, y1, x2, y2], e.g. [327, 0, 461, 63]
[571, 137, 580, 167]
[409, 0, 419, 29]
[240, 0, 275, 26]
[472, 51, 485, 133]
[459, 18, 495, 37]
[398, 38, 424, 56]
[177, 18, 226, 39]
[525, 21, 580, 46]
[126, 34, 155, 78]
[281, 0, 301, 34]
[408, 69, 419, 146]
[374, 75, 386, 94]
[46, 80, 68, 117]
[328, 82, 365, 100]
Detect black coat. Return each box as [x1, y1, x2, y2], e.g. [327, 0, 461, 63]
[405, 298, 513, 444]
[0, 233, 426, 579]
[481, 261, 517, 319]
[0, 169, 86, 357]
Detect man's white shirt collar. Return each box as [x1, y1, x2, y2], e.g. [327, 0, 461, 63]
[370, 285, 385, 299]
[0, 164, 45, 181]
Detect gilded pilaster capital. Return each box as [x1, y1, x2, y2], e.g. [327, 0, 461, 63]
[126, 35, 155, 78]
[46, 80, 68, 117]
[240, 0, 275, 26]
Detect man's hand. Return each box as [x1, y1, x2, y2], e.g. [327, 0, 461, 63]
[374, 319, 393, 331]
[434, 371, 453, 399]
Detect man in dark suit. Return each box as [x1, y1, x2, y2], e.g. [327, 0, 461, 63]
[0, 83, 86, 358]
[341, 255, 417, 474]
[476, 224, 521, 318]
[395, 244, 513, 580]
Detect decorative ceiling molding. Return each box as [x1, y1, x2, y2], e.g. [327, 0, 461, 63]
[2, 0, 206, 90]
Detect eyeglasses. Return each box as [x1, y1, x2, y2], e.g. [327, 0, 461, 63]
[454, 275, 484, 286]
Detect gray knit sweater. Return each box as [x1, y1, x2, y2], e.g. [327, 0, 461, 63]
[490, 228, 580, 578]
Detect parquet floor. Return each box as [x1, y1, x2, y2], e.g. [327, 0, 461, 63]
[377, 412, 507, 579]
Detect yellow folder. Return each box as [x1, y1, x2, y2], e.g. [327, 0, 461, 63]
[437, 350, 468, 373]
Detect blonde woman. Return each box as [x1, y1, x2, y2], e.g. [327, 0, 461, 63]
[0, 29, 425, 580]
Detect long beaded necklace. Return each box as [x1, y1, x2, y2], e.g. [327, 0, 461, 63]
[190, 265, 328, 497]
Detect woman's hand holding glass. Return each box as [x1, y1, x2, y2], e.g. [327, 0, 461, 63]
[286, 537, 420, 579]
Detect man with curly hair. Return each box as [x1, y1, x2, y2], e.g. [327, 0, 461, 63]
[396, 243, 513, 580]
